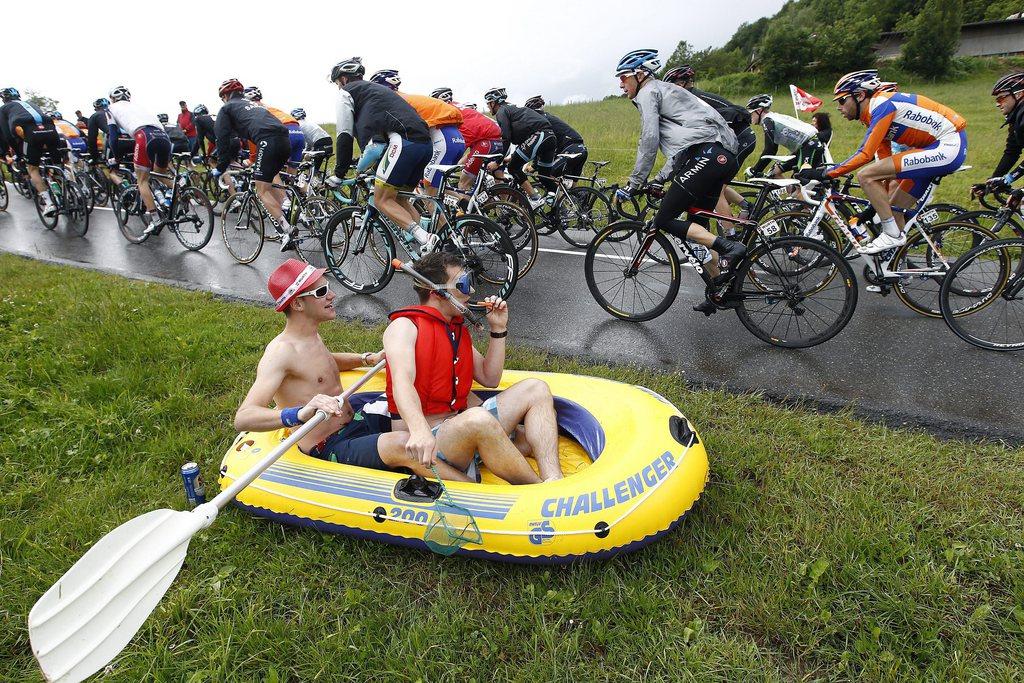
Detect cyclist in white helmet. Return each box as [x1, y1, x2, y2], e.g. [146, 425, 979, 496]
[291, 108, 333, 181]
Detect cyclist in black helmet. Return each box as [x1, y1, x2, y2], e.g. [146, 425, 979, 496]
[974, 72, 1024, 196]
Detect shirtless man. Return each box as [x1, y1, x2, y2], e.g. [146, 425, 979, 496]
[383, 252, 563, 484]
[234, 260, 423, 473]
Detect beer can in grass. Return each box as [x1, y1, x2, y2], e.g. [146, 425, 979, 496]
[181, 462, 206, 507]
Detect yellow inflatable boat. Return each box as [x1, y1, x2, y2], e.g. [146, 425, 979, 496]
[219, 370, 709, 564]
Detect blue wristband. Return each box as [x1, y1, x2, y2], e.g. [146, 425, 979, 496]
[281, 406, 303, 427]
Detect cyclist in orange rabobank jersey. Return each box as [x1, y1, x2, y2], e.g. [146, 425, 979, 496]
[798, 69, 967, 255]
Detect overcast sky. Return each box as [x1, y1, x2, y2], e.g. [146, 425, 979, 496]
[12, 0, 786, 123]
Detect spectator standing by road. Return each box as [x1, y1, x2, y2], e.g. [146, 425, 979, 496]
[177, 100, 197, 154]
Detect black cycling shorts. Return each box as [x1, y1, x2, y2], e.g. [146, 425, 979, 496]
[510, 130, 557, 191]
[554, 142, 588, 178]
[21, 127, 62, 166]
[655, 142, 739, 228]
[252, 133, 290, 182]
[735, 128, 757, 167]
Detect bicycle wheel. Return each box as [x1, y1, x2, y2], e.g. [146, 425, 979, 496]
[448, 214, 518, 302]
[221, 194, 265, 263]
[485, 183, 532, 214]
[172, 186, 215, 251]
[293, 197, 339, 269]
[13, 166, 32, 198]
[64, 181, 89, 237]
[90, 168, 110, 207]
[113, 184, 149, 243]
[952, 209, 1023, 240]
[0, 174, 8, 211]
[323, 206, 396, 294]
[480, 199, 538, 279]
[584, 221, 680, 322]
[754, 211, 846, 273]
[554, 185, 613, 248]
[34, 181, 60, 230]
[890, 221, 998, 317]
[733, 235, 857, 348]
[940, 238, 1024, 351]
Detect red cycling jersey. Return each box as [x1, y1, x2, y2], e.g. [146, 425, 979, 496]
[458, 107, 501, 147]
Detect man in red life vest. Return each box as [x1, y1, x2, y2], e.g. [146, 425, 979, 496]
[383, 253, 563, 484]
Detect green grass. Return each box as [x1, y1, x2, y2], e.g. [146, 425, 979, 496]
[2, 255, 1024, 681]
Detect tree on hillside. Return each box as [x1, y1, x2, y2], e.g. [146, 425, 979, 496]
[759, 21, 817, 85]
[724, 17, 772, 58]
[900, 0, 963, 78]
[25, 91, 59, 113]
[663, 40, 748, 80]
[664, 40, 696, 71]
[816, 14, 882, 75]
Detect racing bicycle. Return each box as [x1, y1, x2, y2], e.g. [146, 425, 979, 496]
[113, 152, 214, 249]
[584, 206, 857, 348]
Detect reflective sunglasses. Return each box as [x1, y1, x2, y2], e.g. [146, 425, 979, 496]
[435, 271, 474, 295]
[297, 283, 331, 299]
[835, 95, 851, 106]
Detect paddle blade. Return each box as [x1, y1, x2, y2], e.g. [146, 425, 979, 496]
[29, 509, 205, 683]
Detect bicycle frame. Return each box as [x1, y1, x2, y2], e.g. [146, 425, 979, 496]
[796, 179, 959, 281]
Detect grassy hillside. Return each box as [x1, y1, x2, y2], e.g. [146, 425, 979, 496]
[547, 66, 1010, 205]
[2, 256, 1024, 680]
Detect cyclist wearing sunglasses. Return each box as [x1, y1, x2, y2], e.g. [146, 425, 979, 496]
[798, 69, 967, 255]
[974, 72, 1024, 196]
[383, 252, 563, 485]
[234, 260, 431, 477]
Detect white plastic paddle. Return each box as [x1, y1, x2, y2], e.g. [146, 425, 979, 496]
[28, 359, 386, 683]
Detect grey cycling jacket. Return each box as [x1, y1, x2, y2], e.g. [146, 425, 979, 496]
[628, 78, 738, 189]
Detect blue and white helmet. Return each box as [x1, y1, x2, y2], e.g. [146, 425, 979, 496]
[243, 86, 262, 101]
[291, 108, 306, 120]
[370, 69, 401, 90]
[614, 48, 661, 77]
[1, 87, 20, 102]
[832, 70, 881, 100]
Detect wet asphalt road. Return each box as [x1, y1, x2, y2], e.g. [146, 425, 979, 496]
[1, 187, 1021, 442]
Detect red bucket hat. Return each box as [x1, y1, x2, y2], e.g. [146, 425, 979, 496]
[268, 259, 327, 312]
